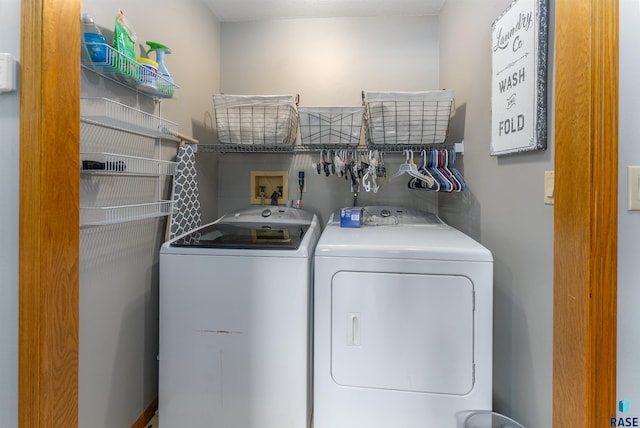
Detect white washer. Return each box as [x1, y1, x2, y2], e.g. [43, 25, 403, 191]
[159, 206, 321, 428]
[314, 206, 493, 428]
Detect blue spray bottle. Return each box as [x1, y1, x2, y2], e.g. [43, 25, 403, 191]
[146, 41, 174, 97]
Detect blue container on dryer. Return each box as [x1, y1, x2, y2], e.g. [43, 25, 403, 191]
[340, 207, 363, 228]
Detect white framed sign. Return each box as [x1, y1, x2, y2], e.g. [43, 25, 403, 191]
[490, 0, 549, 156]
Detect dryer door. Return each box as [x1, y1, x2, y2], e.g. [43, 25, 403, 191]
[331, 271, 474, 395]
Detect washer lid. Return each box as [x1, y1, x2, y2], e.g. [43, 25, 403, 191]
[221, 206, 315, 224]
[170, 222, 310, 250]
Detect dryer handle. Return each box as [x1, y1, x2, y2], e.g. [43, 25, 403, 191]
[348, 312, 361, 347]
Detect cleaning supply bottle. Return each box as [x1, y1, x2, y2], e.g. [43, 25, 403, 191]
[113, 10, 138, 81]
[136, 57, 159, 92]
[146, 41, 174, 97]
[81, 13, 108, 63]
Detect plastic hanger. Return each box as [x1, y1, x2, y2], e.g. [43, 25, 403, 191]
[448, 148, 467, 191]
[440, 149, 462, 192]
[409, 150, 440, 191]
[407, 150, 436, 188]
[376, 151, 387, 178]
[427, 149, 452, 192]
[312, 150, 325, 175]
[434, 149, 456, 192]
[390, 150, 435, 188]
[362, 151, 380, 193]
[322, 150, 334, 176]
[334, 150, 346, 177]
[346, 158, 360, 193]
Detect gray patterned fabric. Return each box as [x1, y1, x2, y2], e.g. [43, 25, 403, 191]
[169, 144, 201, 240]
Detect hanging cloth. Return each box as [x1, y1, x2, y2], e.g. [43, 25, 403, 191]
[168, 144, 201, 240]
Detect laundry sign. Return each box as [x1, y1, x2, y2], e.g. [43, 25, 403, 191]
[490, 0, 549, 156]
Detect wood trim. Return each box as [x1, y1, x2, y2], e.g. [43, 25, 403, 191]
[131, 398, 158, 428]
[553, 0, 618, 426]
[19, 0, 81, 427]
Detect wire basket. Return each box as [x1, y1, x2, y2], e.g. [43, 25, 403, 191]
[80, 201, 172, 226]
[80, 152, 177, 176]
[298, 106, 364, 147]
[81, 42, 177, 98]
[364, 90, 454, 147]
[213, 94, 299, 147]
[80, 97, 179, 138]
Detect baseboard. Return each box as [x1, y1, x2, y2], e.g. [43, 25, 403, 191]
[131, 397, 158, 428]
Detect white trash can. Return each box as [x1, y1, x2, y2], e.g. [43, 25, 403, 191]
[463, 411, 525, 428]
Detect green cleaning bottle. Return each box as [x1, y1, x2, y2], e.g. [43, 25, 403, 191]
[146, 41, 174, 97]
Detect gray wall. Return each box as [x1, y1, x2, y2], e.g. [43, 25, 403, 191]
[214, 7, 555, 427]
[439, 1, 555, 427]
[618, 0, 640, 417]
[0, 0, 20, 426]
[79, 1, 220, 427]
[6, 2, 611, 427]
[216, 16, 442, 224]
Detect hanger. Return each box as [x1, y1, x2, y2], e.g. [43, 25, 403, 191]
[323, 150, 335, 176]
[440, 149, 462, 192]
[362, 151, 380, 193]
[433, 149, 455, 192]
[448, 148, 467, 191]
[427, 149, 452, 192]
[409, 149, 440, 191]
[376, 151, 386, 178]
[334, 150, 346, 177]
[390, 150, 435, 188]
[312, 149, 324, 175]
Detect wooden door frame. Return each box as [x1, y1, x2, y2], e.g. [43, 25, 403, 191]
[19, 0, 80, 427]
[553, 0, 618, 426]
[17, 0, 618, 427]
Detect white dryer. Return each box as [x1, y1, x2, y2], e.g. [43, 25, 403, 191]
[159, 206, 321, 428]
[313, 206, 493, 428]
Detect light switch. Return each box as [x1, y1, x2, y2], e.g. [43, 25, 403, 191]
[628, 166, 640, 210]
[0, 53, 17, 93]
[544, 170, 554, 205]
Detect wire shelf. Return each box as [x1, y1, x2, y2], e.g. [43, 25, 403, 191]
[81, 97, 179, 139]
[213, 94, 299, 146]
[198, 144, 297, 153]
[80, 201, 172, 227]
[366, 142, 454, 152]
[298, 106, 364, 147]
[364, 90, 454, 146]
[80, 152, 177, 176]
[81, 42, 177, 98]
[198, 142, 460, 154]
